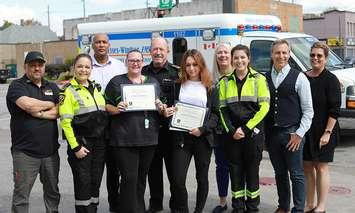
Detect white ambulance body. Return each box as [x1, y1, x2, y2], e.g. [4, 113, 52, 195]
[77, 13, 355, 131]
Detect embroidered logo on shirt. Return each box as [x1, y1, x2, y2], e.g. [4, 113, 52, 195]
[44, 89, 53, 96]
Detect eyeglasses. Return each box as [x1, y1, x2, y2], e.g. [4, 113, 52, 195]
[310, 53, 324, 58]
[127, 59, 143, 64]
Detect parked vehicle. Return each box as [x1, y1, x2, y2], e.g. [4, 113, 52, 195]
[344, 57, 355, 67]
[0, 69, 10, 83]
[77, 13, 355, 133]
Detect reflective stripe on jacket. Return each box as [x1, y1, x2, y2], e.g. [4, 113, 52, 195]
[219, 68, 270, 134]
[59, 78, 106, 150]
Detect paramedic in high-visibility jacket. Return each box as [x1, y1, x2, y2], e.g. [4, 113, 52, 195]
[219, 45, 270, 213]
[59, 53, 108, 213]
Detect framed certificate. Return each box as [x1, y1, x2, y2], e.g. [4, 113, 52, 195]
[121, 84, 157, 111]
[170, 102, 207, 132]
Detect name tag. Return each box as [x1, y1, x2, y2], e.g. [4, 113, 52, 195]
[44, 89, 53, 96]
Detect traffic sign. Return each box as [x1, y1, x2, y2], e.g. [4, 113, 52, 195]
[159, 0, 173, 9]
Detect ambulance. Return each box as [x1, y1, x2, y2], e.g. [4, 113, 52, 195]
[77, 13, 355, 132]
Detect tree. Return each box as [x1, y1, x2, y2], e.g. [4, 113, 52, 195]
[21, 19, 42, 26]
[0, 20, 13, 31]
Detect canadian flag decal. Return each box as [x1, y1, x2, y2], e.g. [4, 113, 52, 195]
[203, 43, 216, 49]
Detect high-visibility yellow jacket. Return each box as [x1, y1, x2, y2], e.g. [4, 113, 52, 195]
[59, 78, 107, 151]
[219, 68, 270, 135]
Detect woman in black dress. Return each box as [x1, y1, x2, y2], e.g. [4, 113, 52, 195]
[303, 42, 341, 213]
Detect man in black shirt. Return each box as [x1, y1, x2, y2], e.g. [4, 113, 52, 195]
[6, 51, 60, 213]
[143, 36, 179, 213]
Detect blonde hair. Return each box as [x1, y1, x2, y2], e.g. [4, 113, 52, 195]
[212, 43, 232, 82]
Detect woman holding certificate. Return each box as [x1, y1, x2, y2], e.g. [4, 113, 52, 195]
[59, 53, 108, 212]
[219, 45, 270, 213]
[104, 49, 164, 213]
[165, 49, 219, 213]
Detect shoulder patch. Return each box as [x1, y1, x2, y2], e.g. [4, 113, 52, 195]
[170, 64, 180, 70]
[59, 94, 66, 105]
[58, 82, 71, 92]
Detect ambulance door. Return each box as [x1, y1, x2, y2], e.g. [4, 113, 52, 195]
[197, 28, 219, 71]
[172, 38, 188, 66]
[241, 36, 304, 74]
[165, 29, 198, 66]
[241, 37, 274, 74]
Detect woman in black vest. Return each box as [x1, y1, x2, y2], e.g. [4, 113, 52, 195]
[165, 49, 219, 213]
[303, 42, 341, 213]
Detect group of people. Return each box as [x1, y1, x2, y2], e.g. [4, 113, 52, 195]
[6, 32, 340, 213]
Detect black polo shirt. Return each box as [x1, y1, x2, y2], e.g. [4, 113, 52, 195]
[6, 75, 60, 158]
[105, 74, 161, 147]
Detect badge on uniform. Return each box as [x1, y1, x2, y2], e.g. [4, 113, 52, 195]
[44, 89, 54, 96]
[59, 94, 66, 105]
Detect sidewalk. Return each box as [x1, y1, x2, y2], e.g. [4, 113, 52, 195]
[0, 130, 354, 213]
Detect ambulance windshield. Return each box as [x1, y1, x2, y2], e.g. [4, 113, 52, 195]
[287, 37, 346, 71]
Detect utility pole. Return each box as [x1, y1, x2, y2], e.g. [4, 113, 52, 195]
[82, 0, 86, 18]
[47, 5, 50, 29]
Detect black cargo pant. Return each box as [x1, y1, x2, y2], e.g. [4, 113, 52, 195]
[224, 134, 263, 213]
[147, 127, 174, 210]
[170, 134, 212, 213]
[114, 145, 156, 213]
[106, 145, 120, 212]
[67, 137, 105, 213]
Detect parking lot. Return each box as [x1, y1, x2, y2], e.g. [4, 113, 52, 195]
[0, 83, 354, 213]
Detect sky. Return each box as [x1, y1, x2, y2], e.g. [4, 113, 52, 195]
[1, 0, 355, 36]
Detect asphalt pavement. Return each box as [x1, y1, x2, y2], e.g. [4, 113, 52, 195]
[0, 83, 354, 213]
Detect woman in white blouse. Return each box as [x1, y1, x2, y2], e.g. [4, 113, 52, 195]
[165, 49, 219, 213]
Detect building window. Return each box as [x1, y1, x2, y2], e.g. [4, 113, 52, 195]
[289, 16, 300, 32]
[54, 56, 64, 64]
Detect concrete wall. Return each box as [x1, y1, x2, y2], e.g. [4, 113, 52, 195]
[304, 17, 326, 38]
[63, 0, 302, 40]
[0, 44, 16, 69]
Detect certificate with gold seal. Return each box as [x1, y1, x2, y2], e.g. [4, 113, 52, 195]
[170, 102, 207, 131]
[121, 84, 157, 111]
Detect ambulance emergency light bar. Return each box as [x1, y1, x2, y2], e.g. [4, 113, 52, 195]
[237, 24, 282, 34]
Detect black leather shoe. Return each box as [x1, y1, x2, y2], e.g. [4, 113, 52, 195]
[231, 208, 245, 213]
[212, 204, 227, 213]
[304, 208, 315, 213]
[146, 207, 163, 213]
